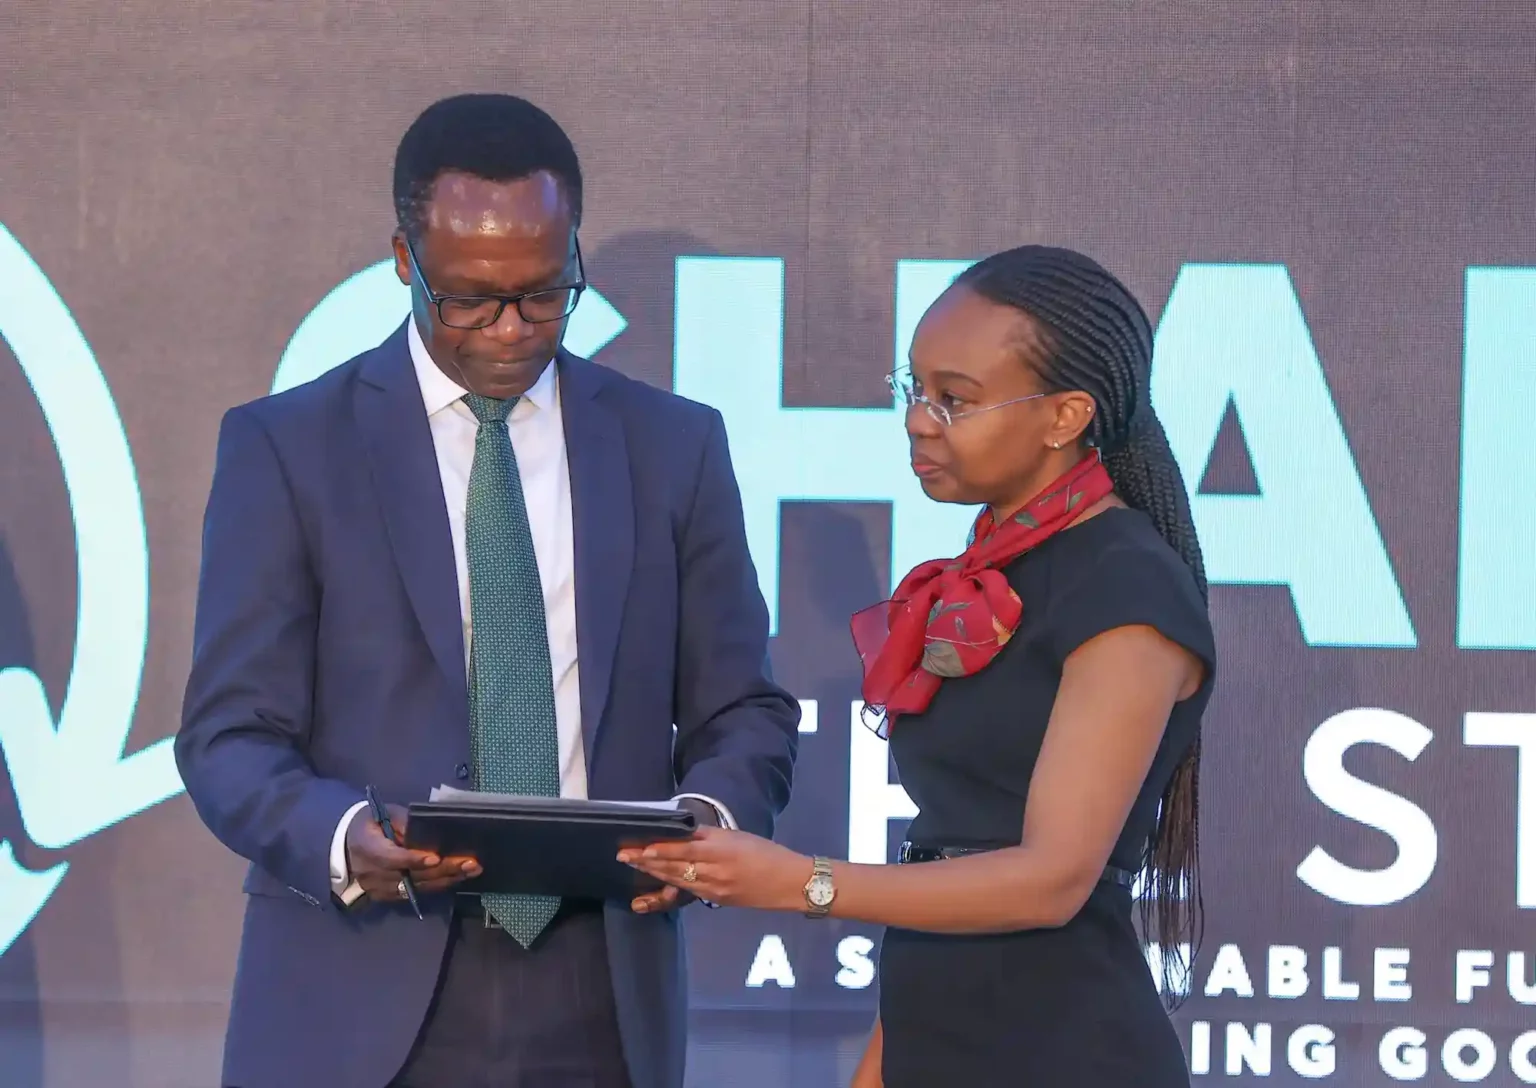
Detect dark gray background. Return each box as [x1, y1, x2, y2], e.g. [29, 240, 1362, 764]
[2, 2, 1534, 1084]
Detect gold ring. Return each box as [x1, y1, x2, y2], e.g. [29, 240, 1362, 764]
[682, 862, 698, 883]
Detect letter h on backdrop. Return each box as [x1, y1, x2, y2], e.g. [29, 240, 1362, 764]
[673, 258, 974, 866]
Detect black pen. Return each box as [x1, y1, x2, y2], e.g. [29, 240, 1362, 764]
[365, 784, 423, 919]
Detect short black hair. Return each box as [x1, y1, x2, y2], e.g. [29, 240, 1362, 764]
[392, 93, 583, 241]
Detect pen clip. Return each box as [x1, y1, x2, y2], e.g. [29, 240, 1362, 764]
[365, 785, 394, 840]
[365, 785, 423, 920]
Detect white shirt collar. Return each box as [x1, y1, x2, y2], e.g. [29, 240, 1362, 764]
[406, 317, 558, 417]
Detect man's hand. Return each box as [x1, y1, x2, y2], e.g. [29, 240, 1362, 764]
[344, 803, 480, 901]
[630, 884, 685, 914]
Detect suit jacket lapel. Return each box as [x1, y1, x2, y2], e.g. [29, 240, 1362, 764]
[559, 350, 634, 758]
[355, 323, 468, 708]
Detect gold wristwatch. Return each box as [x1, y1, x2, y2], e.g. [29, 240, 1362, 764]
[802, 856, 836, 918]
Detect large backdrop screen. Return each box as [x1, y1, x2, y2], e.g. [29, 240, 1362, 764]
[3, 2, 1535, 1085]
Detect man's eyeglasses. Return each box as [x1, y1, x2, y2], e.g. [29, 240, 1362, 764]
[887, 367, 1046, 427]
[402, 236, 586, 330]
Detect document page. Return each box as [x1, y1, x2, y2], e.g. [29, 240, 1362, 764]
[427, 786, 681, 811]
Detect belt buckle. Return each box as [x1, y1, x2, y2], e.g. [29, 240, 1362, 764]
[895, 842, 913, 864]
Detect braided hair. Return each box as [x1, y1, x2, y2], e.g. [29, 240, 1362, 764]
[956, 245, 1207, 1004]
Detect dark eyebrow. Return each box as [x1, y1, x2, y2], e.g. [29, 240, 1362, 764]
[439, 262, 572, 296]
[925, 368, 983, 389]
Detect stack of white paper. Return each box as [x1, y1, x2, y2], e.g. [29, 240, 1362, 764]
[427, 785, 681, 811]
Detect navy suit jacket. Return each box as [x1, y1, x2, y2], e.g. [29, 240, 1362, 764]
[176, 323, 800, 1088]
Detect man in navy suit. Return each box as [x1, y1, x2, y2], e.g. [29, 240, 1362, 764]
[175, 93, 800, 1088]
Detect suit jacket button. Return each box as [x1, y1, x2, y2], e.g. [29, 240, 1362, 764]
[455, 763, 470, 781]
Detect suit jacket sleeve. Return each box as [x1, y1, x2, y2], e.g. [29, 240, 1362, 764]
[670, 410, 800, 839]
[175, 406, 363, 904]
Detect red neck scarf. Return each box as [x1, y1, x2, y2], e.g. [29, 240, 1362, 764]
[850, 454, 1114, 728]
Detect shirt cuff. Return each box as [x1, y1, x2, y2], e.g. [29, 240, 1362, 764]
[672, 793, 738, 830]
[330, 800, 370, 906]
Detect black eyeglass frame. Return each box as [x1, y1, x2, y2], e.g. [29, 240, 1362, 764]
[401, 234, 587, 329]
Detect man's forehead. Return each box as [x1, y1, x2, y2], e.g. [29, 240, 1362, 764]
[425, 171, 571, 233]
[417, 226, 574, 295]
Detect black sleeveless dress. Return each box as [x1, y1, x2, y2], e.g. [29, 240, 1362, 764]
[878, 507, 1216, 1087]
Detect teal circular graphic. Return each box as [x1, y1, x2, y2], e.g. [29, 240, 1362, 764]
[0, 239, 628, 959]
[0, 224, 180, 958]
[273, 260, 628, 395]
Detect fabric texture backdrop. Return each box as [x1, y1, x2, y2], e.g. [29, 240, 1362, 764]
[1, 2, 1534, 1084]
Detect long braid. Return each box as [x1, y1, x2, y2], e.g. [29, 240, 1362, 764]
[957, 246, 1207, 1004]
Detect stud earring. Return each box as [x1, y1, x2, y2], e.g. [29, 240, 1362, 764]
[1050, 441, 1061, 449]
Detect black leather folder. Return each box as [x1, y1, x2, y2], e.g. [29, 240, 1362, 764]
[405, 796, 698, 901]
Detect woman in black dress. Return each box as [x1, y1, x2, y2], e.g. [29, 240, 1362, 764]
[620, 245, 1214, 1087]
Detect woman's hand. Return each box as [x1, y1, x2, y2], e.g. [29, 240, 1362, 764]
[618, 827, 812, 912]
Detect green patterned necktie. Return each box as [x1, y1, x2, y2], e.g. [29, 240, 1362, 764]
[463, 392, 562, 947]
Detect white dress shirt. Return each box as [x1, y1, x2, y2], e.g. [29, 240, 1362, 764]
[328, 321, 730, 902]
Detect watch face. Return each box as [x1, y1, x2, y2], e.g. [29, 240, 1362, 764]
[807, 876, 835, 907]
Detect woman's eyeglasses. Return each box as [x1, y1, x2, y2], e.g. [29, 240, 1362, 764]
[887, 368, 1046, 427]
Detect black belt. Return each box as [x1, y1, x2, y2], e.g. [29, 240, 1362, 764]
[896, 841, 1137, 889]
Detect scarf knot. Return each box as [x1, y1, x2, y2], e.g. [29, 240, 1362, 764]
[851, 454, 1114, 731]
